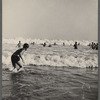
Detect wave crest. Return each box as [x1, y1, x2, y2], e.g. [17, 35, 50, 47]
[2, 52, 98, 68]
[3, 38, 97, 46]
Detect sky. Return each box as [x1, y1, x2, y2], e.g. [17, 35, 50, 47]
[2, 0, 98, 40]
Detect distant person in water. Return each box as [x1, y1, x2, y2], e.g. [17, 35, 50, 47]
[73, 42, 78, 49]
[16, 41, 22, 48]
[91, 42, 94, 49]
[95, 43, 98, 50]
[63, 42, 65, 46]
[48, 44, 52, 47]
[54, 42, 57, 45]
[78, 43, 80, 45]
[43, 42, 46, 47]
[11, 43, 29, 71]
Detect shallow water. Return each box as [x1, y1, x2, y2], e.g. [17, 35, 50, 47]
[2, 43, 98, 100]
[2, 65, 98, 100]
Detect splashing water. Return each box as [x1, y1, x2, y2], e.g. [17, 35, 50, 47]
[2, 40, 98, 69]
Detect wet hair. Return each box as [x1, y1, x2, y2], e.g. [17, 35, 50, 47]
[23, 43, 29, 48]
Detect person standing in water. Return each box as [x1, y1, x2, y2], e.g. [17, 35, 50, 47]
[73, 42, 78, 49]
[16, 41, 22, 48]
[11, 43, 29, 71]
[63, 42, 65, 46]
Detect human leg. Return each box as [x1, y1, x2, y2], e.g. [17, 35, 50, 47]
[11, 55, 16, 69]
[16, 61, 23, 71]
[12, 62, 16, 69]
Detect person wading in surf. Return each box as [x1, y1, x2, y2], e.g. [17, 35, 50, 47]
[11, 43, 29, 71]
[16, 41, 22, 48]
[73, 42, 78, 49]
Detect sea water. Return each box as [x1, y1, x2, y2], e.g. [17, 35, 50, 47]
[2, 39, 98, 100]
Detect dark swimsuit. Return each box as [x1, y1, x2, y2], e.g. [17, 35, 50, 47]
[11, 48, 23, 68]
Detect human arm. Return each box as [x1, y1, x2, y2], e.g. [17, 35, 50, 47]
[19, 50, 25, 64]
[19, 54, 25, 63]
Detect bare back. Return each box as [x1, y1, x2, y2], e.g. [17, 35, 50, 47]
[13, 48, 25, 56]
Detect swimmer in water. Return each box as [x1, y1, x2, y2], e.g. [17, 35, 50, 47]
[16, 41, 22, 48]
[11, 43, 29, 71]
[73, 42, 78, 49]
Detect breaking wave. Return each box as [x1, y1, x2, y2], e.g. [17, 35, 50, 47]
[2, 51, 98, 68]
[3, 38, 97, 46]
[2, 38, 98, 69]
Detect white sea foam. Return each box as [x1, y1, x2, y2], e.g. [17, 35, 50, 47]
[2, 38, 98, 69]
[2, 50, 98, 68]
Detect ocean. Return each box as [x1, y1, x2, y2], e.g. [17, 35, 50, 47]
[2, 39, 98, 100]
